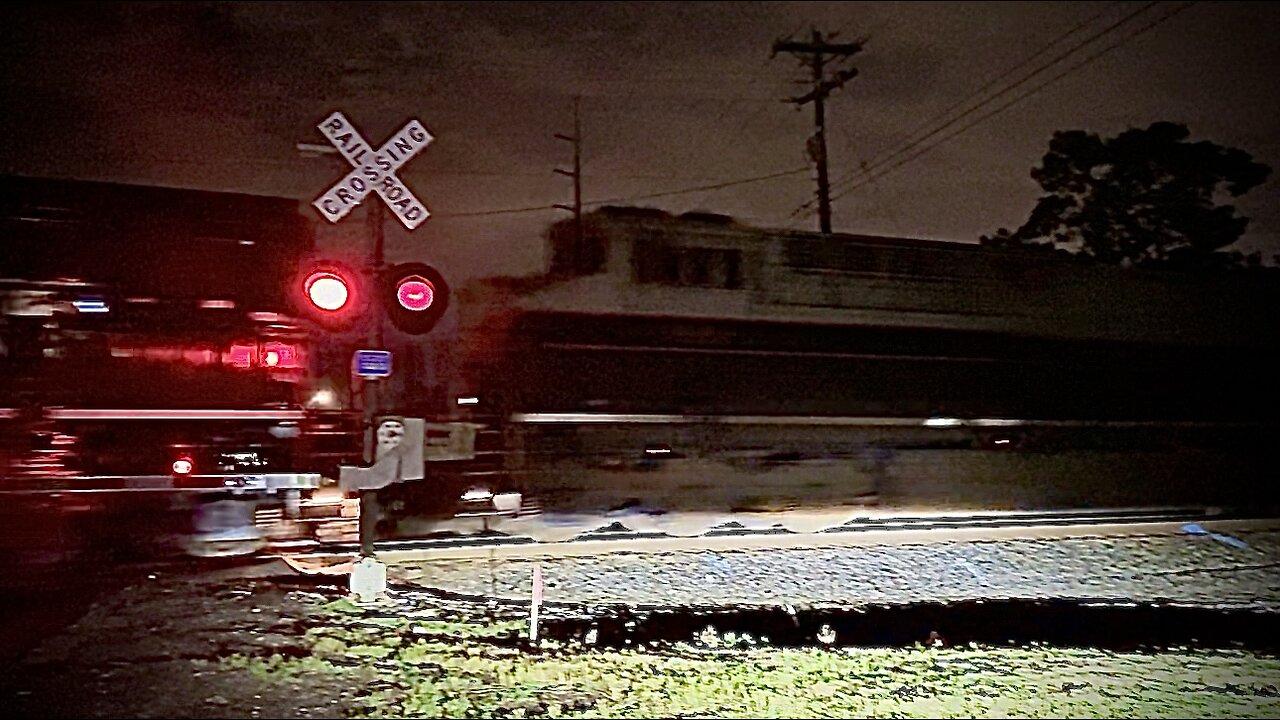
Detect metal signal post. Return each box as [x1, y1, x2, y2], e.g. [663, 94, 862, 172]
[360, 199, 386, 558]
[305, 111, 451, 565]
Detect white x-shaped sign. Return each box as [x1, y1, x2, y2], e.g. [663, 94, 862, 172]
[312, 111, 433, 231]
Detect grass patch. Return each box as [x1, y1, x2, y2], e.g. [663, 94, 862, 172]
[220, 653, 338, 681]
[251, 600, 1280, 718]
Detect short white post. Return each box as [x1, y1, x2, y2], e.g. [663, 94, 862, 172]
[350, 556, 388, 603]
[529, 564, 544, 642]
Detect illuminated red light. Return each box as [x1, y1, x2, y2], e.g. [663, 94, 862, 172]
[172, 457, 194, 475]
[304, 271, 350, 312]
[396, 276, 434, 312]
[222, 342, 299, 370]
[226, 344, 254, 369]
[262, 341, 300, 369]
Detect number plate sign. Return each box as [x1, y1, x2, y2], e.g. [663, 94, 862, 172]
[353, 349, 392, 379]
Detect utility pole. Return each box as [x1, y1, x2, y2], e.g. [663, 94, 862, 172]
[554, 96, 583, 271]
[772, 28, 863, 234]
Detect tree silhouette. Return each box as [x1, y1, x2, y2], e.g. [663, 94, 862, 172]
[982, 122, 1270, 269]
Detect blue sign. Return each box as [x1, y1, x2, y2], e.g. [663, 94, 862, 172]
[353, 349, 393, 379]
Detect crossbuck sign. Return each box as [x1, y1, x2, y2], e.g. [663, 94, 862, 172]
[312, 111, 433, 231]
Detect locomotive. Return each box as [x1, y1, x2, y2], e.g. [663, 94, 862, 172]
[376, 207, 1279, 541]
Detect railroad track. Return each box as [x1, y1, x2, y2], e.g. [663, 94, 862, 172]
[270, 506, 1279, 564]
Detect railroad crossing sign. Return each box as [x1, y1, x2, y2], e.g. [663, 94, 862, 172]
[312, 111, 433, 230]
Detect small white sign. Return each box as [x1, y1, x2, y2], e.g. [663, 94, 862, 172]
[312, 111, 433, 230]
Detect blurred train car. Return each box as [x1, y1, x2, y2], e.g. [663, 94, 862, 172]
[0, 176, 363, 559]
[389, 207, 1280, 540]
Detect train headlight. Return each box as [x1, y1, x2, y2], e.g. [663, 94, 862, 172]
[493, 492, 522, 514]
[461, 487, 494, 502]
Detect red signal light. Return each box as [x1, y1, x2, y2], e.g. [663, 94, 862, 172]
[172, 457, 194, 475]
[294, 259, 367, 331]
[396, 275, 435, 311]
[381, 262, 449, 335]
[304, 271, 350, 312]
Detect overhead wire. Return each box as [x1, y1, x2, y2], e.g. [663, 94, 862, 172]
[822, 0, 1166, 201]
[791, 0, 1162, 220]
[824, 0, 1129, 194]
[438, 30, 814, 221]
[823, 1, 1197, 209]
[680, 27, 815, 210]
[434, 165, 811, 219]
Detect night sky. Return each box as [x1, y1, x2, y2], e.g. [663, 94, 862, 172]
[3, 1, 1278, 283]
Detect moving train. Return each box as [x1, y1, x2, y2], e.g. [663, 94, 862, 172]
[0, 176, 363, 558]
[7, 177, 1273, 553]
[373, 208, 1280, 540]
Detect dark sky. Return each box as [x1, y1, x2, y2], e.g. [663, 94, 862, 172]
[4, 1, 1278, 282]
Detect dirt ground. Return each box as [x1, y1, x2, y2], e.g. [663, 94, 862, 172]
[1, 559, 362, 720]
[5, 510, 1280, 720]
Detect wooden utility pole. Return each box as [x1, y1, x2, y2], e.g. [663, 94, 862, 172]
[773, 29, 863, 234]
[554, 96, 584, 270]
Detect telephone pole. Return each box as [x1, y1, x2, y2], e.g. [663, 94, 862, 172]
[554, 96, 583, 270]
[773, 29, 863, 234]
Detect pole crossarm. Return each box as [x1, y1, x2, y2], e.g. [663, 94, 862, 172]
[772, 29, 864, 234]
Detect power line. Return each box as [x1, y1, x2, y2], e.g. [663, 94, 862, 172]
[435, 165, 810, 219]
[826, 1, 1128, 193]
[683, 41, 809, 209]
[432, 203, 560, 219]
[104, 152, 737, 183]
[536, 92, 784, 103]
[833, 14, 864, 40]
[681, 99, 787, 211]
[794, 0, 1162, 220]
[827, 0, 1162, 196]
[823, 1, 1197, 209]
[586, 166, 809, 206]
